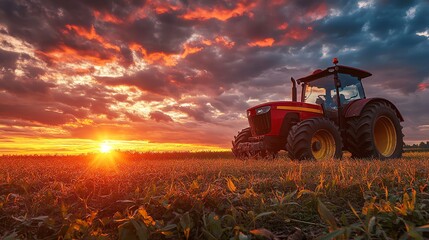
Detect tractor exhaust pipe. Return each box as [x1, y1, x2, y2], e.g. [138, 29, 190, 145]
[291, 77, 297, 102]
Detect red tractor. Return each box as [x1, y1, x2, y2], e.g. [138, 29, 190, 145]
[232, 58, 404, 160]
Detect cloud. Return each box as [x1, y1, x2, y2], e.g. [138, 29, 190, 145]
[0, 102, 76, 125]
[0, 73, 54, 95]
[0, 49, 19, 69]
[150, 111, 174, 122]
[248, 38, 275, 47]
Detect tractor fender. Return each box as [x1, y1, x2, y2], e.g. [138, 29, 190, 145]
[344, 98, 404, 121]
[280, 112, 300, 137]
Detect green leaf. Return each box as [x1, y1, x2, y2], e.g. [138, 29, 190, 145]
[319, 228, 346, 240]
[204, 212, 223, 238]
[221, 214, 235, 225]
[340, 213, 348, 226]
[367, 216, 376, 233]
[348, 202, 362, 221]
[160, 224, 177, 232]
[118, 223, 139, 240]
[238, 232, 249, 240]
[130, 219, 149, 240]
[3, 232, 18, 240]
[31, 215, 49, 221]
[255, 211, 275, 220]
[180, 212, 193, 240]
[317, 199, 338, 231]
[202, 229, 220, 240]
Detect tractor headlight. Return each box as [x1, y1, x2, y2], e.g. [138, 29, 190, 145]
[256, 106, 271, 115]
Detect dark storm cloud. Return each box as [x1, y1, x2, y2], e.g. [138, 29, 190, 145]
[97, 67, 175, 97]
[0, 49, 53, 96]
[314, 0, 429, 93]
[0, 1, 59, 51]
[51, 84, 127, 119]
[0, 102, 75, 125]
[150, 111, 174, 122]
[0, 49, 18, 69]
[0, 73, 54, 95]
[123, 13, 193, 54]
[212, 94, 250, 113]
[120, 47, 134, 66]
[0, 0, 145, 51]
[185, 48, 285, 84]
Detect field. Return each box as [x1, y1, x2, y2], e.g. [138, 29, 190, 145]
[1, 152, 429, 239]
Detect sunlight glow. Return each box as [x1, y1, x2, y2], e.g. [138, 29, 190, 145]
[0, 138, 228, 154]
[100, 142, 112, 153]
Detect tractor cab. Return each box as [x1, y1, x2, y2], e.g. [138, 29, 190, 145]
[304, 74, 365, 110]
[298, 64, 370, 123]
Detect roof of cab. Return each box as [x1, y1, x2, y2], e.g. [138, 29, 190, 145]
[296, 65, 372, 84]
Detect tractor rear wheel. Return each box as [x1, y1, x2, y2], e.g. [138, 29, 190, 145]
[286, 118, 343, 160]
[231, 128, 277, 160]
[345, 101, 403, 159]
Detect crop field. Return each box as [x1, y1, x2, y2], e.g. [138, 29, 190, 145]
[1, 152, 429, 239]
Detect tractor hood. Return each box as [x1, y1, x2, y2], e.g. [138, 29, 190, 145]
[247, 101, 323, 117]
[246, 101, 323, 137]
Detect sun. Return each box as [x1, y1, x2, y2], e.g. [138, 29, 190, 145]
[100, 142, 112, 153]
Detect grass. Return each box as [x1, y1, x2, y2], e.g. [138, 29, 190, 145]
[0, 151, 428, 239]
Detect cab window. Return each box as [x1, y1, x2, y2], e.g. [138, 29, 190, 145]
[304, 75, 337, 111]
[337, 74, 365, 106]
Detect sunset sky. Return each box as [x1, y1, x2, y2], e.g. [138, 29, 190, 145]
[0, 0, 428, 154]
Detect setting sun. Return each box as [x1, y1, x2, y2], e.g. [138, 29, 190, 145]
[100, 142, 112, 153]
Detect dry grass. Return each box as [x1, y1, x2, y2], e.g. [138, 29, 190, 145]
[0, 151, 428, 239]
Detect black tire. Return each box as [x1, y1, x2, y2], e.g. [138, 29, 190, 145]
[345, 101, 403, 159]
[286, 118, 343, 160]
[231, 128, 277, 160]
[232, 128, 252, 159]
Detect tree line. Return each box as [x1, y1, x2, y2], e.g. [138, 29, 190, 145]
[405, 141, 429, 149]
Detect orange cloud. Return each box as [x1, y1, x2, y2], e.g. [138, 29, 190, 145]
[215, 36, 235, 48]
[181, 2, 256, 21]
[93, 10, 124, 24]
[248, 38, 275, 47]
[278, 27, 313, 45]
[154, 4, 181, 14]
[127, 1, 182, 21]
[130, 43, 178, 66]
[63, 25, 120, 51]
[181, 44, 203, 58]
[36, 44, 117, 65]
[202, 39, 213, 46]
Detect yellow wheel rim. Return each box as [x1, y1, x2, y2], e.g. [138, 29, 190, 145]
[311, 129, 336, 160]
[374, 116, 397, 157]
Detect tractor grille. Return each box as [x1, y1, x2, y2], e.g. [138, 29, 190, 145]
[249, 112, 271, 135]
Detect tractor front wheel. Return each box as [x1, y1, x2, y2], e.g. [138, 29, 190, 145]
[286, 118, 343, 160]
[231, 128, 277, 160]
